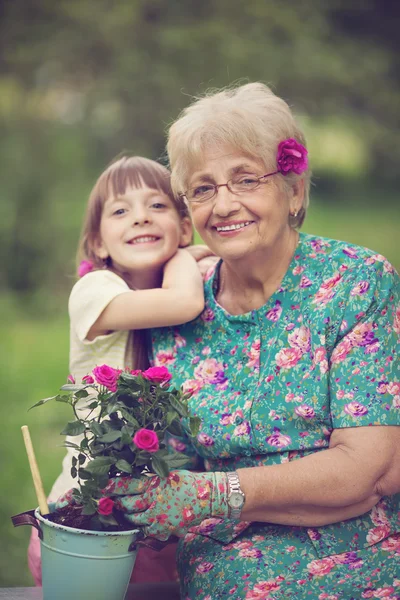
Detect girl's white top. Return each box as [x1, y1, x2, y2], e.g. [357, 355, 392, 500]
[49, 270, 132, 501]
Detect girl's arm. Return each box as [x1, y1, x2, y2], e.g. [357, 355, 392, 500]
[88, 249, 204, 339]
[238, 424, 400, 526]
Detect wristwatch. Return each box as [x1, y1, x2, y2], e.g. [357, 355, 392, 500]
[226, 471, 246, 519]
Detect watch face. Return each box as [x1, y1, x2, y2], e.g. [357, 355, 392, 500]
[229, 491, 244, 509]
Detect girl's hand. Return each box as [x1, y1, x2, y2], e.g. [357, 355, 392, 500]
[185, 244, 214, 262]
[103, 470, 229, 541]
[186, 245, 219, 276]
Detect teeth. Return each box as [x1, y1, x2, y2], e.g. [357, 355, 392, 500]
[216, 222, 251, 232]
[131, 236, 158, 244]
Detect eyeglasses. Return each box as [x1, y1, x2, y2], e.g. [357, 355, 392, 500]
[181, 170, 279, 204]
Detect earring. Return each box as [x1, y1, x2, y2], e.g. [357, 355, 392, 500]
[290, 209, 298, 218]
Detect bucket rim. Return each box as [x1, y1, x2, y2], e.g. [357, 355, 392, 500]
[34, 507, 140, 538]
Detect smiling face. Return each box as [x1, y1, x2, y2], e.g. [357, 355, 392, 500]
[94, 185, 192, 286]
[187, 147, 303, 266]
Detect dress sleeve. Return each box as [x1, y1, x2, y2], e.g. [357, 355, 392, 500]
[69, 270, 130, 342]
[329, 257, 400, 428]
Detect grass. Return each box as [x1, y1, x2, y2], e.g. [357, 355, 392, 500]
[1, 201, 398, 587]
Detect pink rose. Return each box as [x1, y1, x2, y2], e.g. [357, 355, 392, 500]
[366, 525, 391, 546]
[307, 557, 335, 576]
[344, 401, 368, 417]
[67, 374, 75, 384]
[381, 534, 400, 552]
[275, 347, 302, 369]
[277, 138, 308, 175]
[93, 364, 121, 392]
[77, 260, 94, 278]
[266, 430, 292, 448]
[142, 366, 172, 384]
[98, 497, 115, 516]
[155, 350, 176, 366]
[182, 379, 204, 396]
[331, 339, 353, 364]
[288, 326, 311, 353]
[132, 428, 159, 452]
[197, 432, 215, 446]
[82, 374, 94, 384]
[196, 562, 214, 574]
[295, 404, 316, 419]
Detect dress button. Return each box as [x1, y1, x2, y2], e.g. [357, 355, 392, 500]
[235, 416, 243, 425]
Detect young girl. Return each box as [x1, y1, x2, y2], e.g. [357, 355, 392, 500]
[28, 155, 206, 586]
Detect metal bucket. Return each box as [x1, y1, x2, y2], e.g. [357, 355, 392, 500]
[13, 506, 139, 600]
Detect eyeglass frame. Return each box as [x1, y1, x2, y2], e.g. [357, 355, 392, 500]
[180, 169, 280, 204]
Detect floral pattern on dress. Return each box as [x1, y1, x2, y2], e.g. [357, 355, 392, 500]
[152, 233, 400, 599]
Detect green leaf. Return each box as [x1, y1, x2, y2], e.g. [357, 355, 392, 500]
[115, 459, 132, 473]
[29, 395, 58, 410]
[168, 395, 189, 418]
[72, 456, 77, 467]
[70, 466, 77, 478]
[60, 421, 86, 436]
[151, 455, 169, 478]
[60, 383, 88, 392]
[121, 429, 133, 445]
[166, 420, 183, 436]
[118, 407, 140, 428]
[164, 451, 192, 469]
[98, 513, 119, 527]
[188, 417, 201, 437]
[89, 422, 104, 436]
[119, 372, 143, 389]
[56, 395, 71, 404]
[78, 468, 92, 480]
[81, 500, 97, 515]
[78, 453, 86, 465]
[98, 430, 122, 443]
[75, 389, 89, 399]
[87, 401, 99, 410]
[63, 441, 81, 450]
[85, 456, 115, 475]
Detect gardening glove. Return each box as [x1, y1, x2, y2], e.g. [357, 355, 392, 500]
[55, 488, 76, 509]
[103, 470, 230, 541]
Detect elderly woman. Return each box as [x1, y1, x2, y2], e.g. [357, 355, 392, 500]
[107, 83, 400, 599]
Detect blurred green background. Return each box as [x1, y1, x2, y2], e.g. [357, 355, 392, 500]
[1, 0, 399, 587]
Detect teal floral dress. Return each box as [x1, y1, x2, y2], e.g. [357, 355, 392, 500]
[151, 233, 400, 600]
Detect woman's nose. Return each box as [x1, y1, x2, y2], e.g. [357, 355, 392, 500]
[212, 185, 240, 217]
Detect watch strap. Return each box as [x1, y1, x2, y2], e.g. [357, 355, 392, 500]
[226, 471, 245, 519]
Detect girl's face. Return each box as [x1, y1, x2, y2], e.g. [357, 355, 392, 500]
[94, 185, 192, 285]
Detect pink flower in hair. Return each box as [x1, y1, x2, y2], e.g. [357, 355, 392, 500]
[78, 260, 94, 278]
[277, 138, 308, 175]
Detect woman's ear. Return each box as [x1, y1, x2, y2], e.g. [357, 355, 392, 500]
[178, 217, 194, 248]
[290, 178, 305, 215]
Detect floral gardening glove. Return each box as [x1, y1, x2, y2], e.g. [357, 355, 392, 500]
[103, 470, 229, 541]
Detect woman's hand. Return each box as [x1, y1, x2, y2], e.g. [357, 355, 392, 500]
[103, 470, 229, 540]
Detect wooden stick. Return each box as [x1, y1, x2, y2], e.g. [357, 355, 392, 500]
[21, 425, 49, 516]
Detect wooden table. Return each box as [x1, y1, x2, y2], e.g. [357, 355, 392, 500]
[0, 583, 180, 599]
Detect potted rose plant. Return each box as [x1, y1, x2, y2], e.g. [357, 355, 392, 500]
[12, 364, 199, 600]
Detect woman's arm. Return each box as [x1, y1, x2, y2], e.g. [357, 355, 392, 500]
[88, 249, 204, 338]
[238, 425, 400, 526]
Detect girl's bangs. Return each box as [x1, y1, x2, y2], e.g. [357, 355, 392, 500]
[101, 157, 173, 201]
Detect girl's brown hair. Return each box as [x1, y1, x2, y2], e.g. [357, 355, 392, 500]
[77, 156, 191, 370]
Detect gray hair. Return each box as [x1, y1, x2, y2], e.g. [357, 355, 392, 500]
[167, 82, 311, 228]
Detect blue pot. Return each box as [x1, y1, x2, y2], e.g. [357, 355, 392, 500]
[34, 506, 139, 600]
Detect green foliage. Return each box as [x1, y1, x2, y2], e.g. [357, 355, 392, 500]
[0, 1, 399, 304]
[30, 367, 198, 527]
